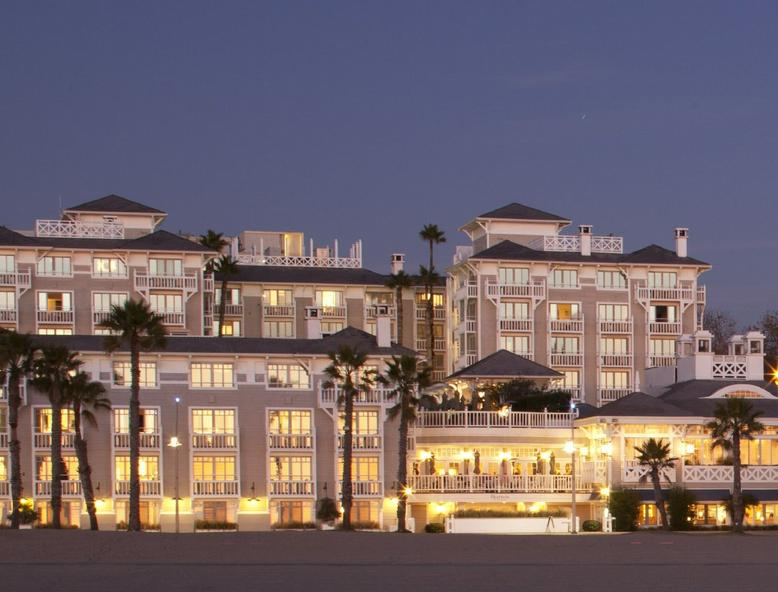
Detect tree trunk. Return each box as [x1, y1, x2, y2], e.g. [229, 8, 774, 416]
[129, 336, 141, 531]
[651, 469, 668, 528]
[426, 243, 435, 372]
[396, 396, 410, 532]
[341, 388, 354, 530]
[395, 287, 404, 347]
[50, 396, 63, 529]
[8, 370, 23, 529]
[73, 404, 99, 531]
[217, 278, 228, 337]
[732, 433, 744, 533]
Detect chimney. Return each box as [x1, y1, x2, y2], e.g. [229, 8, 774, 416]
[304, 306, 322, 339]
[674, 228, 688, 258]
[230, 236, 239, 258]
[372, 305, 392, 348]
[391, 253, 405, 274]
[579, 225, 592, 256]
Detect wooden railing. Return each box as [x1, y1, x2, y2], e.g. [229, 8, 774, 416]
[114, 480, 162, 496]
[191, 433, 238, 449]
[269, 480, 315, 496]
[268, 433, 314, 449]
[408, 474, 586, 493]
[415, 410, 574, 429]
[113, 432, 161, 449]
[192, 480, 240, 496]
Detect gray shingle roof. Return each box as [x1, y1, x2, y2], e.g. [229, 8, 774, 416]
[582, 391, 693, 418]
[65, 194, 165, 214]
[0, 229, 215, 253]
[0, 227, 42, 246]
[448, 349, 562, 379]
[478, 203, 569, 222]
[225, 265, 391, 286]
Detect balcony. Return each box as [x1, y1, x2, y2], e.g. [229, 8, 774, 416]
[0, 271, 31, 289]
[454, 319, 477, 336]
[114, 480, 162, 497]
[269, 480, 315, 497]
[648, 355, 676, 368]
[0, 432, 7, 448]
[561, 386, 582, 402]
[527, 234, 623, 254]
[338, 480, 383, 497]
[235, 240, 362, 269]
[134, 273, 198, 292]
[649, 321, 682, 334]
[192, 433, 238, 449]
[622, 460, 675, 483]
[498, 318, 533, 332]
[268, 433, 314, 449]
[711, 355, 748, 379]
[0, 381, 27, 404]
[636, 284, 694, 302]
[549, 318, 584, 333]
[0, 481, 8, 496]
[485, 281, 545, 300]
[408, 474, 586, 494]
[365, 305, 395, 319]
[415, 410, 574, 430]
[683, 465, 778, 483]
[36, 219, 124, 239]
[598, 354, 633, 368]
[34, 432, 76, 449]
[697, 286, 706, 304]
[337, 434, 382, 450]
[597, 388, 632, 404]
[320, 306, 346, 318]
[92, 311, 113, 326]
[431, 370, 447, 383]
[36, 309, 74, 324]
[263, 305, 295, 317]
[415, 307, 447, 321]
[454, 282, 478, 301]
[35, 480, 82, 497]
[416, 338, 447, 352]
[0, 309, 16, 323]
[192, 480, 240, 497]
[598, 319, 632, 334]
[549, 353, 583, 367]
[113, 432, 161, 449]
[319, 385, 393, 406]
[217, 303, 244, 316]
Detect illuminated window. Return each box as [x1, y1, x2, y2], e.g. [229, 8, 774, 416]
[315, 290, 343, 308]
[192, 409, 236, 434]
[338, 456, 379, 481]
[36, 455, 78, 480]
[92, 257, 127, 278]
[321, 321, 344, 335]
[34, 408, 75, 433]
[415, 292, 444, 307]
[267, 364, 310, 389]
[270, 456, 312, 481]
[115, 456, 159, 480]
[549, 269, 578, 289]
[597, 270, 627, 289]
[113, 408, 158, 434]
[193, 456, 236, 481]
[263, 289, 293, 307]
[113, 362, 158, 388]
[339, 410, 378, 435]
[215, 287, 241, 305]
[0, 455, 6, 481]
[213, 319, 241, 336]
[37, 291, 72, 312]
[268, 410, 312, 434]
[498, 267, 529, 285]
[37, 328, 73, 335]
[272, 500, 312, 524]
[36, 256, 71, 277]
[500, 335, 530, 355]
[549, 303, 580, 320]
[191, 363, 234, 388]
[148, 259, 182, 276]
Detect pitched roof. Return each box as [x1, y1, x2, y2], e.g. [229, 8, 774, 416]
[64, 194, 165, 214]
[471, 240, 709, 267]
[0, 226, 42, 246]
[224, 265, 391, 286]
[583, 391, 693, 418]
[0, 228, 215, 253]
[448, 349, 562, 379]
[122, 230, 215, 253]
[477, 202, 569, 222]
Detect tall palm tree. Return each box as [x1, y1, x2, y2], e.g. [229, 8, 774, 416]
[64, 372, 110, 531]
[385, 271, 412, 347]
[377, 355, 431, 532]
[707, 398, 765, 533]
[419, 224, 446, 370]
[100, 299, 166, 531]
[30, 346, 82, 529]
[199, 229, 228, 272]
[416, 265, 440, 371]
[214, 255, 239, 337]
[0, 330, 37, 528]
[323, 345, 374, 530]
[635, 438, 677, 529]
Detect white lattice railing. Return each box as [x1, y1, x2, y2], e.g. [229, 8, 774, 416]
[416, 410, 574, 429]
[236, 240, 362, 269]
[408, 474, 586, 493]
[712, 356, 748, 379]
[598, 319, 633, 334]
[114, 480, 162, 497]
[498, 318, 533, 332]
[0, 271, 31, 289]
[269, 480, 315, 496]
[485, 281, 546, 300]
[192, 480, 240, 496]
[528, 235, 624, 254]
[36, 219, 125, 239]
[683, 465, 778, 483]
[581, 460, 608, 485]
[268, 433, 314, 449]
[621, 460, 675, 483]
[549, 318, 584, 333]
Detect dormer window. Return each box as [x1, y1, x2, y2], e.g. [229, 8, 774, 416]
[750, 340, 762, 354]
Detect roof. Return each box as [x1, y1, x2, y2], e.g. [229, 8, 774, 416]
[448, 349, 562, 380]
[33, 327, 416, 357]
[0, 228, 215, 253]
[656, 380, 778, 417]
[581, 391, 693, 418]
[0, 226, 42, 247]
[471, 239, 709, 267]
[122, 230, 215, 253]
[64, 194, 165, 215]
[223, 265, 392, 286]
[477, 202, 570, 222]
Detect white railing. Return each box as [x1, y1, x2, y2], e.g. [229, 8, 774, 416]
[34, 432, 76, 449]
[485, 281, 546, 300]
[683, 465, 778, 483]
[598, 319, 632, 333]
[431, 370, 447, 383]
[319, 306, 346, 318]
[269, 480, 315, 496]
[622, 460, 675, 483]
[549, 318, 584, 332]
[598, 387, 632, 403]
[648, 322, 682, 334]
[527, 235, 624, 254]
[0, 481, 8, 496]
[338, 480, 383, 497]
[220, 303, 244, 316]
[192, 480, 240, 496]
[236, 239, 363, 269]
[365, 305, 395, 319]
[268, 433, 314, 449]
[263, 305, 295, 317]
[191, 433, 238, 449]
[319, 385, 393, 406]
[416, 338, 447, 352]
[156, 311, 185, 325]
[561, 386, 582, 401]
[338, 434, 382, 450]
[415, 307, 447, 321]
[35, 480, 82, 496]
[409, 474, 586, 493]
[416, 410, 574, 429]
[0, 381, 26, 404]
[0, 271, 31, 289]
[648, 355, 676, 368]
[697, 286, 706, 304]
[113, 432, 161, 449]
[599, 354, 633, 367]
[36, 309, 74, 324]
[637, 285, 694, 302]
[0, 433, 7, 448]
[712, 356, 748, 379]
[36, 219, 125, 239]
[92, 311, 113, 325]
[114, 480, 162, 496]
[134, 273, 198, 292]
[0, 309, 17, 323]
[498, 318, 533, 332]
[549, 353, 583, 366]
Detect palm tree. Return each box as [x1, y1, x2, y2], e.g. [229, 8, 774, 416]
[634, 438, 677, 529]
[199, 229, 228, 272]
[707, 398, 765, 533]
[64, 372, 110, 531]
[419, 225, 446, 371]
[416, 265, 440, 371]
[100, 299, 166, 531]
[214, 255, 239, 337]
[30, 346, 82, 529]
[323, 345, 374, 530]
[377, 355, 431, 532]
[0, 330, 37, 528]
[385, 271, 412, 347]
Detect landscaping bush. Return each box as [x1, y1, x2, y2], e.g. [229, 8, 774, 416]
[667, 486, 696, 530]
[7, 504, 38, 525]
[609, 488, 641, 531]
[116, 521, 160, 531]
[425, 522, 445, 533]
[454, 509, 566, 519]
[272, 521, 316, 530]
[195, 520, 237, 530]
[316, 497, 340, 523]
[582, 520, 602, 532]
[350, 520, 380, 530]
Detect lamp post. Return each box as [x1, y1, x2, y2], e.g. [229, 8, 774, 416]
[570, 400, 577, 534]
[168, 396, 182, 533]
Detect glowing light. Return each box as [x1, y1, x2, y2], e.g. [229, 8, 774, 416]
[388, 497, 400, 507]
[437, 468, 446, 476]
[447, 468, 457, 476]
[432, 503, 450, 515]
[418, 450, 432, 461]
[498, 451, 512, 461]
[564, 441, 575, 454]
[459, 450, 474, 461]
[579, 446, 589, 458]
[529, 502, 547, 514]
[498, 405, 511, 418]
[600, 442, 613, 456]
[600, 487, 610, 498]
[403, 487, 413, 497]
[540, 451, 551, 462]
[684, 443, 696, 455]
[168, 436, 181, 448]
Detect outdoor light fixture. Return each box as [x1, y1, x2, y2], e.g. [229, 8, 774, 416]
[403, 486, 413, 497]
[498, 405, 511, 418]
[564, 441, 575, 454]
[248, 481, 258, 502]
[600, 442, 613, 456]
[600, 487, 610, 498]
[684, 442, 696, 455]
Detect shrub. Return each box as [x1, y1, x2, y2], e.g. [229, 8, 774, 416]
[454, 509, 566, 519]
[667, 486, 696, 530]
[195, 520, 237, 530]
[425, 522, 445, 533]
[116, 521, 160, 531]
[582, 520, 602, 532]
[272, 521, 316, 530]
[8, 505, 38, 525]
[316, 497, 340, 523]
[609, 488, 641, 531]
[351, 520, 380, 530]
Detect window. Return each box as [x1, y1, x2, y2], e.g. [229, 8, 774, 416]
[192, 409, 236, 434]
[549, 303, 580, 320]
[321, 321, 344, 335]
[37, 328, 73, 335]
[0, 255, 15, 273]
[561, 370, 580, 388]
[498, 267, 529, 285]
[650, 339, 676, 357]
[597, 270, 627, 290]
[416, 322, 444, 339]
[193, 456, 236, 481]
[216, 287, 241, 305]
[213, 319, 241, 336]
[366, 292, 393, 306]
[203, 501, 227, 522]
[499, 301, 529, 319]
[267, 364, 310, 389]
[415, 291, 444, 308]
[93, 292, 128, 312]
[648, 271, 677, 288]
[551, 337, 579, 353]
[115, 456, 159, 481]
[350, 500, 379, 524]
[500, 335, 530, 355]
[36, 256, 71, 277]
[268, 410, 312, 434]
[315, 290, 343, 308]
[270, 456, 312, 481]
[150, 293, 182, 313]
[35, 408, 75, 433]
[0, 291, 15, 311]
[37, 291, 72, 311]
[92, 257, 127, 278]
[600, 371, 630, 388]
[339, 410, 378, 435]
[149, 259, 182, 276]
[549, 269, 578, 289]
[338, 456, 379, 481]
[264, 320, 294, 338]
[36, 455, 78, 480]
[113, 362, 158, 388]
[191, 363, 234, 388]
[272, 500, 312, 525]
[114, 408, 158, 434]
[263, 289, 293, 306]
[650, 305, 677, 323]
[598, 304, 629, 321]
[600, 338, 629, 354]
[0, 455, 6, 481]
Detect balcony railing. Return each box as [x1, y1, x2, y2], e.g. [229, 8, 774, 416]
[92, 311, 113, 326]
[263, 305, 295, 317]
[527, 234, 623, 254]
[319, 306, 346, 318]
[36, 309, 74, 324]
[648, 355, 676, 368]
[598, 354, 633, 368]
[319, 385, 393, 406]
[637, 285, 694, 302]
[192, 480, 240, 496]
[416, 338, 447, 352]
[598, 319, 632, 334]
[269, 480, 315, 496]
[597, 388, 632, 404]
[648, 321, 682, 334]
[0, 432, 7, 448]
[365, 305, 395, 319]
[0, 481, 8, 496]
[498, 318, 533, 332]
[683, 465, 778, 483]
[431, 370, 447, 383]
[35, 480, 82, 497]
[337, 480, 383, 497]
[0, 271, 31, 289]
[36, 219, 124, 239]
[134, 273, 198, 292]
[338, 434, 382, 450]
[154, 311, 185, 325]
[561, 386, 582, 402]
[0, 309, 17, 323]
[485, 281, 546, 300]
[113, 432, 161, 449]
[114, 480, 162, 497]
[415, 410, 574, 429]
[34, 432, 76, 449]
[217, 303, 244, 316]
[415, 307, 447, 321]
[549, 353, 583, 367]
[711, 355, 748, 379]
[622, 460, 675, 483]
[236, 240, 362, 269]
[408, 474, 586, 494]
[268, 433, 314, 449]
[0, 381, 27, 404]
[697, 286, 706, 304]
[192, 433, 238, 449]
[549, 318, 584, 332]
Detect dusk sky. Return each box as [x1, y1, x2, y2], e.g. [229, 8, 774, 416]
[1, 2, 777, 324]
